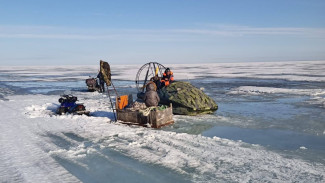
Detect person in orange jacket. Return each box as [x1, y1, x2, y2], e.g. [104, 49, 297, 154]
[161, 68, 174, 87]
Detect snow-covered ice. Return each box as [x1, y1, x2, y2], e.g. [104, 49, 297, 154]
[1, 61, 325, 182]
[1, 94, 325, 182]
[1, 60, 325, 82]
[300, 146, 308, 150]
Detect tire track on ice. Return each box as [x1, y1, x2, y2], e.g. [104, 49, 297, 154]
[99, 127, 325, 182]
[0, 97, 81, 182]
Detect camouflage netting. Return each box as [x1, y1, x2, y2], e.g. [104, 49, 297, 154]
[158, 81, 218, 115]
[100, 60, 111, 86]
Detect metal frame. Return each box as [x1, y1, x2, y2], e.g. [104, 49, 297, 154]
[135, 62, 166, 92]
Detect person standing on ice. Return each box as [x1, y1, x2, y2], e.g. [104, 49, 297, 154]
[161, 68, 174, 87]
[97, 71, 105, 93]
[144, 82, 160, 107]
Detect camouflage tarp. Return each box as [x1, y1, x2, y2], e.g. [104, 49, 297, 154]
[158, 81, 218, 115]
[100, 60, 111, 86]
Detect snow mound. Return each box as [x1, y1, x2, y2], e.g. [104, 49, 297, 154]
[25, 103, 58, 118]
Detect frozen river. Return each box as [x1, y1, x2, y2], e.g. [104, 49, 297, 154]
[1, 61, 325, 182]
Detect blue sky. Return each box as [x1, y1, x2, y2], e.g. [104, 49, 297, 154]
[0, 0, 324, 65]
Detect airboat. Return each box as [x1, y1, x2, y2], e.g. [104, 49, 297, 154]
[135, 62, 218, 115]
[99, 61, 174, 128]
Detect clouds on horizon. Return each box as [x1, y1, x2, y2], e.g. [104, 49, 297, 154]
[1, 24, 324, 40]
[1, 24, 324, 65]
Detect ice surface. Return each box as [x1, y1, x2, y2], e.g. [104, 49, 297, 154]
[202, 126, 325, 151]
[1, 61, 325, 182]
[2, 60, 325, 82]
[228, 86, 325, 109]
[228, 86, 325, 96]
[1, 94, 325, 182]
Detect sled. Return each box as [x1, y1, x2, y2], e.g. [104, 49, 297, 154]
[117, 102, 174, 128]
[85, 78, 100, 92]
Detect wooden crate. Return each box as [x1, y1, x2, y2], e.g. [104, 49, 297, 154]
[117, 104, 174, 128]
